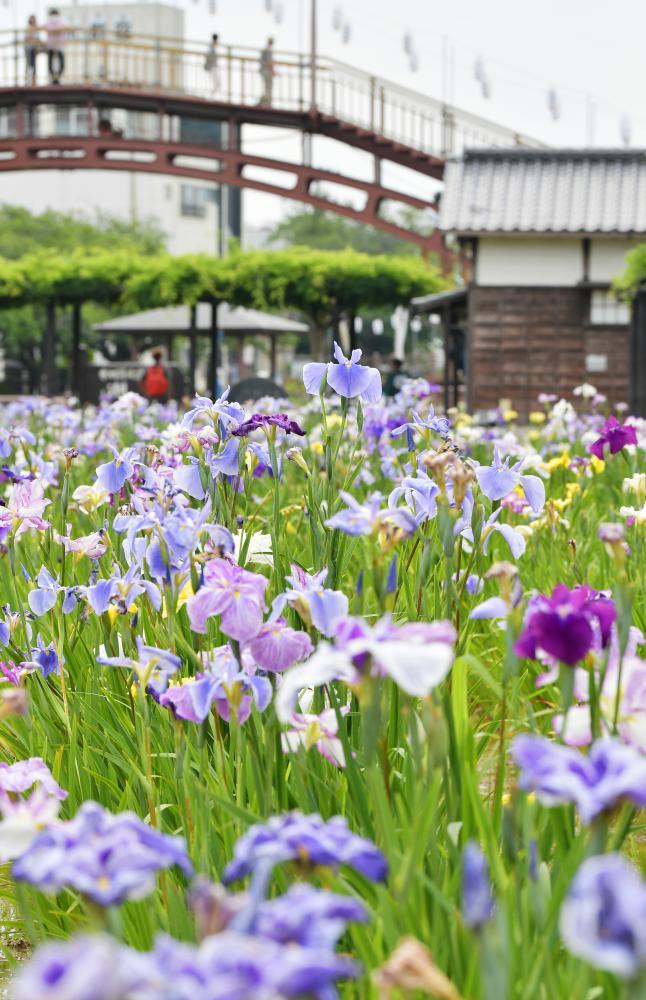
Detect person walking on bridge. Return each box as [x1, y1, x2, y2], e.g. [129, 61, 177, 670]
[259, 37, 275, 106]
[204, 33, 220, 94]
[24, 15, 40, 86]
[45, 8, 70, 85]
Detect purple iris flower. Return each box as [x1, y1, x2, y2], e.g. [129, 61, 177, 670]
[95, 447, 134, 494]
[160, 645, 271, 724]
[303, 342, 382, 403]
[21, 637, 61, 678]
[245, 617, 313, 672]
[222, 812, 388, 884]
[186, 558, 268, 641]
[12, 800, 193, 906]
[27, 566, 60, 617]
[589, 416, 638, 460]
[475, 447, 545, 512]
[461, 841, 495, 929]
[10, 934, 156, 1000]
[560, 854, 646, 978]
[252, 884, 368, 949]
[391, 407, 451, 439]
[272, 565, 349, 637]
[511, 735, 646, 824]
[515, 584, 616, 667]
[232, 413, 306, 437]
[151, 930, 360, 1000]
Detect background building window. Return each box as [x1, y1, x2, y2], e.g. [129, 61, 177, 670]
[589, 289, 630, 325]
[180, 184, 214, 218]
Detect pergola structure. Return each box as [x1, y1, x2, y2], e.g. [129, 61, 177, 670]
[93, 302, 309, 397]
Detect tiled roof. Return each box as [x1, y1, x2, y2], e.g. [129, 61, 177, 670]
[439, 149, 646, 235]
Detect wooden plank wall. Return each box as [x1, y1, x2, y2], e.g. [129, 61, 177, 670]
[467, 286, 630, 414]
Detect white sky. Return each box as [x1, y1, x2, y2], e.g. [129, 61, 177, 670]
[2, 0, 646, 226]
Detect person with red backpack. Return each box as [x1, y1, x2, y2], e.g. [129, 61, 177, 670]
[141, 350, 170, 403]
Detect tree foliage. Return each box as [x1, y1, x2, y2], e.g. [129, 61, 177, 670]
[614, 242, 646, 296]
[266, 206, 427, 257]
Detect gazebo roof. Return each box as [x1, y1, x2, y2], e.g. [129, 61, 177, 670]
[94, 302, 309, 336]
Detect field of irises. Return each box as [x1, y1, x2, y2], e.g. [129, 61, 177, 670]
[0, 345, 643, 999]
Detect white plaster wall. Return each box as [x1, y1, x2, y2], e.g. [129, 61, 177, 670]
[476, 238, 583, 287]
[0, 170, 219, 256]
[589, 240, 639, 283]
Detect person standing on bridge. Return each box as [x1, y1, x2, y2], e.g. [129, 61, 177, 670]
[45, 8, 70, 85]
[24, 16, 41, 87]
[259, 37, 275, 106]
[204, 34, 220, 94]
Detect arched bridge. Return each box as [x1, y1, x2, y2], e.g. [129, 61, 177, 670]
[0, 28, 545, 252]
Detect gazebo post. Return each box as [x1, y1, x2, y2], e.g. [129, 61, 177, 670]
[188, 305, 197, 397]
[443, 302, 450, 413]
[209, 300, 219, 399]
[270, 333, 277, 379]
[349, 312, 358, 353]
[42, 300, 57, 396]
[239, 334, 246, 380]
[71, 301, 82, 398]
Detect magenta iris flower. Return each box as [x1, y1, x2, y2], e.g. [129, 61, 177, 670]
[512, 735, 646, 824]
[589, 416, 638, 460]
[187, 558, 268, 641]
[560, 854, 646, 978]
[303, 343, 382, 403]
[245, 617, 313, 672]
[515, 584, 616, 666]
[232, 413, 306, 437]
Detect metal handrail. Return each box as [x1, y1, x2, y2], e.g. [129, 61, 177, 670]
[0, 27, 546, 156]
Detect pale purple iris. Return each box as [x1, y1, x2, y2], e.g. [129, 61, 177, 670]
[0, 478, 51, 540]
[187, 558, 268, 641]
[391, 407, 451, 439]
[12, 800, 193, 906]
[159, 644, 271, 724]
[0, 757, 67, 863]
[245, 617, 313, 672]
[252, 883, 367, 949]
[455, 490, 526, 559]
[475, 447, 545, 512]
[589, 416, 638, 460]
[281, 707, 349, 768]
[174, 440, 241, 500]
[461, 841, 495, 930]
[272, 564, 349, 637]
[182, 386, 245, 431]
[276, 615, 456, 720]
[511, 735, 646, 824]
[97, 637, 181, 698]
[27, 566, 60, 617]
[560, 854, 646, 978]
[223, 811, 388, 884]
[303, 342, 382, 403]
[232, 413, 306, 437]
[388, 472, 440, 525]
[326, 490, 417, 537]
[95, 447, 135, 494]
[515, 584, 616, 667]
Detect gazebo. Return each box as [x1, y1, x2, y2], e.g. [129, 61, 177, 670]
[92, 302, 309, 399]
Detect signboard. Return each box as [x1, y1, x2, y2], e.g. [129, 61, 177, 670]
[81, 362, 185, 404]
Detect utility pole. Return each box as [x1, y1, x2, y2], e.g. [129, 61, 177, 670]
[310, 0, 317, 111]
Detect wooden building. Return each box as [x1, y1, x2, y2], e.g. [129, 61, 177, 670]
[413, 149, 646, 415]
